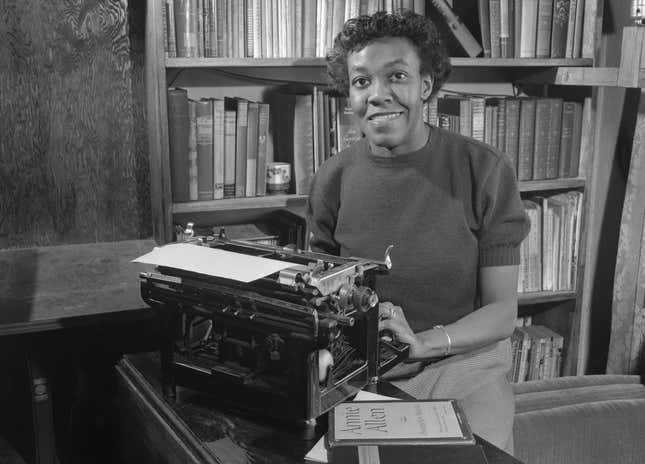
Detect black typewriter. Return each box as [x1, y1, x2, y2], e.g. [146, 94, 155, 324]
[137, 229, 409, 424]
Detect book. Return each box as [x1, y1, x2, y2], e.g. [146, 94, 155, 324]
[477, 0, 492, 58]
[535, 0, 554, 58]
[223, 103, 237, 198]
[245, 101, 260, 197]
[517, 98, 536, 181]
[167, 88, 191, 202]
[174, 0, 199, 57]
[429, 0, 484, 57]
[164, 0, 177, 58]
[489, 0, 502, 58]
[503, 97, 520, 174]
[195, 99, 214, 200]
[336, 97, 362, 151]
[545, 98, 563, 179]
[212, 98, 225, 199]
[519, 0, 538, 58]
[565, 0, 578, 57]
[327, 400, 476, 448]
[329, 443, 488, 464]
[550, 0, 570, 58]
[234, 98, 249, 197]
[187, 99, 199, 200]
[558, 100, 583, 178]
[256, 103, 270, 195]
[293, 93, 316, 195]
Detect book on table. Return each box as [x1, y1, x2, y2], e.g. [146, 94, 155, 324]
[326, 399, 487, 463]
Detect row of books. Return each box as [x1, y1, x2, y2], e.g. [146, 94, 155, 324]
[509, 317, 565, 383]
[167, 88, 271, 202]
[163, 0, 427, 59]
[519, 191, 583, 293]
[432, 95, 590, 181]
[477, 0, 586, 59]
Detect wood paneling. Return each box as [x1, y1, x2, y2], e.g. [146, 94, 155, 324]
[0, 0, 150, 247]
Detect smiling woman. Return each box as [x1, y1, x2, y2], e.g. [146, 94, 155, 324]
[307, 10, 530, 456]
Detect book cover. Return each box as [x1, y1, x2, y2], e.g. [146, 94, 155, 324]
[501, 0, 513, 57]
[327, 400, 476, 447]
[195, 98, 214, 200]
[167, 88, 190, 202]
[256, 103, 270, 195]
[330, 443, 488, 464]
[572, 0, 584, 57]
[470, 96, 486, 142]
[245, 101, 260, 197]
[517, 98, 536, 181]
[503, 97, 520, 174]
[550, 0, 570, 58]
[165, 0, 177, 58]
[212, 98, 225, 199]
[565, 0, 578, 57]
[532, 98, 551, 180]
[302, 0, 316, 57]
[293, 93, 315, 195]
[203, 0, 217, 57]
[575, 96, 592, 177]
[493, 97, 506, 152]
[535, 0, 554, 58]
[188, 99, 199, 201]
[437, 96, 461, 133]
[223, 102, 237, 198]
[336, 97, 362, 151]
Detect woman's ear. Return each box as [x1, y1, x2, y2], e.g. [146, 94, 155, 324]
[421, 74, 433, 100]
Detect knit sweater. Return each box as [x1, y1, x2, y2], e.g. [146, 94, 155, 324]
[306, 125, 530, 332]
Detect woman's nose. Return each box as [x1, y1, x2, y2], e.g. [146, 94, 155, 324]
[367, 79, 393, 104]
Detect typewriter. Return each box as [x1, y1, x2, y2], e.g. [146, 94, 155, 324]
[137, 228, 409, 424]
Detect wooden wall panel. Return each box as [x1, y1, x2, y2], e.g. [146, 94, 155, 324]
[0, 0, 150, 247]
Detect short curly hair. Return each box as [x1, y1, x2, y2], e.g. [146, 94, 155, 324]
[326, 10, 451, 100]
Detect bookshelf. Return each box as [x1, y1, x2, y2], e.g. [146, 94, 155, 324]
[144, 0, 604, 378]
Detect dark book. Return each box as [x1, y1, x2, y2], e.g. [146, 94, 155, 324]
[429, 0, 483, 57]
[535, 0, 554, 58]
[164, 0, 177, 58]
[245, 101, 260, 197]
[329, 444, 489, 464]
[477, 0, 492, 58]
[568, 98, 585, 177]
[167, 88, 190, 202]
[545, 98, 563, 179]
[504, 0, 515, 58]
[550, 0, 570, 58]
[494, 98, 506, 152]
[437, 96, 462, 134]
[513, 0, 523, 58]
[195, 99, 214, 200]
[293, 93, 315, 195]
[504, 97, 521, 174]
[335, 97, 362, 151]
[174, 0, 199, 57]
[557, 100, 580, 178]
[517, 98, 536, 181]
[532, 98, 551, 180]
[256, 103, 270, 195]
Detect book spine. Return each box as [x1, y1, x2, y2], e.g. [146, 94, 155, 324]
[519, 0, 538, 58]
[203, 0, 213, 56]
[302, 0, 316, 57]
[565, 0, 577, 57]
[167, 88, 190, 202]
[489, 0, 502, 58]
[550, 0, 570, 58]
[165, 0, 177, 58]
[496, 99, 506, 152]
[235, 99, 248, 197]
[293, 94, 315, 195]
[263, 0, 273, 58]
[471, 97, 486, 142]
[504, 98, 520, 174]
[532, 98, 551, 180]
[572, 0, 585, 57]
[558, 101, 576, 178]
[430, 0, 483, 57]
[575, 96, 592, 177]
[500, 0, 510, 58]
[536, 0, 554, 58]
[517, 98, 536, 181]
[245, 101, 260, 197]
[213, 99, 225, 199]
[545, 98, 563, 179]
[293, 0, 302, 57]
[513, 0, 522, 57]
[216, 0, 226, 56]
[188, 100, 199, 200]
[478, 0, 492, 58]
[174, 0, 199, 57]
[223, 109, 237, 198]
[568, 100, 584, 177]
[256, 103, 270, 195]
[195, 99, 214, 200]
[197, 0, 204, 56]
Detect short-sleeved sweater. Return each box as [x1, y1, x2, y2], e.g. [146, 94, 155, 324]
[307, 125, 530, 333]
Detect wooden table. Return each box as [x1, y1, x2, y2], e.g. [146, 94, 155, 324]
[0, 239, 158, 464]
[116, 352, 523, 464]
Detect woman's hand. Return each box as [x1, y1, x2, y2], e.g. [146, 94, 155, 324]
[378, 302, 427, 359]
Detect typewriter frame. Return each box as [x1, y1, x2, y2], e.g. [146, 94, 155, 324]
[140, 237, 408, 424]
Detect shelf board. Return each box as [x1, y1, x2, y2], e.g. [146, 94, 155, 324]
[518, 290, 577, 305]
[172, 194, 308, 214]
[519, 178, 585, 192]
[166, 57, 594, 69]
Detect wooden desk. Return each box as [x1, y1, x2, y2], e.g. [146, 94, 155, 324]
[0, 239, 158, 464]
[116, 353, 522, 464]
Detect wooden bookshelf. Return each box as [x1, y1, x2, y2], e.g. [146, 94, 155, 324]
[519, 290, 577, 305]
[519, 178, 585, 193]
[172, 194, 307, 214]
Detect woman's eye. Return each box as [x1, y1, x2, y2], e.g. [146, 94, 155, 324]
[352, 77, 369, 88]
[391, 72, 407, 81]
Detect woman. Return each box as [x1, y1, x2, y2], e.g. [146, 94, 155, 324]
[306, 10, 530, 453]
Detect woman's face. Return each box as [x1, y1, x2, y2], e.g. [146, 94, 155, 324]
[347, 36, 433, 156]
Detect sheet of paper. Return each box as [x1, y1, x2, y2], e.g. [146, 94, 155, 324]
[304, 391, 399, 463]
[132, 243, 293, 282]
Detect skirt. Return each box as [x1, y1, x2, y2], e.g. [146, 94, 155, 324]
[382, 338, 515, 454]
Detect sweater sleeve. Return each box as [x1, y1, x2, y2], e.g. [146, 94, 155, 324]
[477, 156, 530, 267]
[306, 165, 341, 255]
